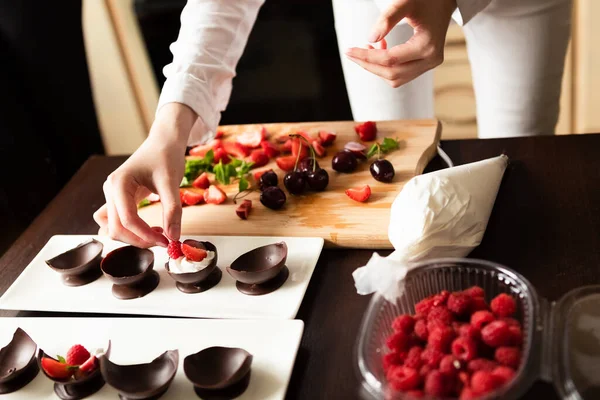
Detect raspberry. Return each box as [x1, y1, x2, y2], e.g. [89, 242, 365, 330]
[419, 364, 433, 377]
[468, 358, 498, 372]
[463, 286, 485, 298]
[414, 319, 428, 341]
[387, 366, 421, 391]
[459, 371, 471, 388]
[471, 370, 502, 395]
[448, 292, 473, 316]
[508, 325, 523, 346]
[392, 315, 416, 335]
[428, 326, 456, 353]
[471, 311, 495, 330]
[427, 319, 447, 336]
[424, 370, 454, 397]
[501, 317, 521, 328]
[452, 337, 478, 361]
[491, 366, 516, 384]
[494, 346, 521, 368]
[427, 306, 454, 325]
[458, 324, 481, 341]
[415, 296, 436, 316]
[382, 351, 405, 372]
[481, 320, 511, 347]
[432, 290, 450, 306]
[386, 331, 411, 352]
[66, 344, 91, 366]
[404, 346, 423, 369]
[421, 347, 444, 368]
[439, 355, 462, 376]
[491, 293, 517, 318]
[167, 240, 183, 259]
[404, 390, 424, 398]
[459, 388, 477, 400]
[471, 296, 489, 312]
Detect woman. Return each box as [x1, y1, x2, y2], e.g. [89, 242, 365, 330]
[94, 0, 572, 247]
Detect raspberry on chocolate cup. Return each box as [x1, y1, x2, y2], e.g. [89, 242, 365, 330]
[165, 240, 222, 294]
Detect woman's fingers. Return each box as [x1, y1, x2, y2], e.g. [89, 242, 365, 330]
[345, 41, 419, 68]
[369, 0, 411, 43]
[154, 176, 183, 241]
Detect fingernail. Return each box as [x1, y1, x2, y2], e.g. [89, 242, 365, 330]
[368, 31, 380, 43]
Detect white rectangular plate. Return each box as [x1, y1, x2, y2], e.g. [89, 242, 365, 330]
[0, 317, 304, 400]
[0, 235, 324, 319]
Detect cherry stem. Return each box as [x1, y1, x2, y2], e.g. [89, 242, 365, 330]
[233, 189, 254, 204]
[289, 133, 317, 173]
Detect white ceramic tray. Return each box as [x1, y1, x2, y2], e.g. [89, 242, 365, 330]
[0, 317, 304, 399]
[0, 235, 324, 319]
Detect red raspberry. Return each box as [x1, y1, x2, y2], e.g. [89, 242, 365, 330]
[439, 355, 462, 376]
[66, 344, 91, 366]
[452, 337, 478, 361]
[386, 331, 411, 352]
[463, 286, 485, 298]
[459, 371, 471, 388]
[387, 366, 421, 391]
[428, 326, 456, 353]
[167, 240, 183, 259]
[433, 290, 450, 306]
[471, 370, 502, 395]
[415, 296, 436, 316]
[468, 358, 498, 372]
[481, 320, 511, 347]
[492, 366, 516, 384]
[448, 292, 473, 316]
[414, 319, 428, 341]
[392, 315, 416, 335]
[501, 317, 521, 327]
[491, 293, 517, 318]
[471, 296, 489, 312]
[471, 311, 495, 330]
[508, 325, 523, 346]
[427, 306, 454, 325]
[404, 390, 424, 398]
[382, 351, 405, 372]
[458, 324, 481, 341]
[421, 348, 444, 368]
[495, 346, 521, 368]
[424, 370, 454, 397]
[459, 388, 477, 400]
[419, 364, 433, 377]
[404, 346, 423, 369]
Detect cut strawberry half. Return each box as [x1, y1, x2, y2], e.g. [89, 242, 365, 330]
[78, 355, 98, 374]
[248, 149, 269, 168]
[345, 185, 371, 202]
[192, 172, 210, 189]
[276, 155, 297, 172]
[236, 127, 266, 148]
[280, 139, 293, 153]
[215, 130, 225, 139]
[275, 135, 289, 144]
[291, 138, 309, 160]
[223, 141, 250, 158]
[260, 140, 280, 158]
[318, 130, 337, 146]
[213, 148, 231, 165]
[181, 242, 208, 262]
[296, 130, 314, 144]
[41, 357, 74, 380]
[204, 185, 227, 205]
[236, 199, 252, 220]
[355, 121, 378, 141]
[180, 189, 205, 206]
[312, 140, 326, 157]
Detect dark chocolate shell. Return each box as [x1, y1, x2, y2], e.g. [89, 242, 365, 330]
[100, 246, 155, 286]
[0, 328, 39, 394]
[45, 239, 104, 286]
[184, 347, 253, 390]
[100, 349, 179, 400]
[226, 242, 288, 285]
[165, 241, 218, 284]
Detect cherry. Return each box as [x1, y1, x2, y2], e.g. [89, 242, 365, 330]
[259, 170, 278, 190]
[284, 171, 307, 195]
[260, 186, 286, 210]
[370, 159, 395, 183]
[332, 151, 358, 173]
[306, 168, 329, 191]
[298, 158, 320, 174]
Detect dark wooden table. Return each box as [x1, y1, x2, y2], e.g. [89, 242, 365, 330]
[2, 134, 600, 399]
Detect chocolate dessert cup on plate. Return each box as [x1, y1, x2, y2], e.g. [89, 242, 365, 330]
[45, 239, 104, 286]
[100, 246, 159, 300]
[0, 328, 39, 394]
[165, 240, 222, 294]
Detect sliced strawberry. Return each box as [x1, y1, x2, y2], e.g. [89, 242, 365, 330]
[318, 130, 337, 146]
[41, 357, 74, 380]
[180, 189, 205, 206]
[291, 138, 309, 160]
[210, 138, 223, 149]
[355, 121, 378, 141]
[213, 148, 231, 164]
[215, 130, 225, 139]
[296, 130, 314, 144]
[181, 242, 208, 262]
[260, 140, 280, 158]
[204, 185, 227, 205]
[275, 135, 289, 144]
[280, 139, 293, 153]
[223, 141, 250, 158]
[189, 143, 212, 157]
[312, 140, 326, 157]
[248, 150, 269, 168]
[253, 169, 272, 181]
[236, 127, 266, 148]
[192, 172, 210, 189]
[78, 356, 98, 374]
[345, 185, 371, 202]
[276, 155, 297, 172]
[236, 199, 252, 220]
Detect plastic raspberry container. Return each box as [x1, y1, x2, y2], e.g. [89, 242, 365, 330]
[355, 258, 600, 399]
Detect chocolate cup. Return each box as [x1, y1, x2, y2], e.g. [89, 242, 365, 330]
[0, 328, 39, 394]
[226, 242, 288, 285]
[100, 349, 179, 400]
[184, 347, 253, 399]
[165, 241, 222, 294]
[100, 246, 159, 300]
[45, 239, 104, 286]
[37, 341, 111, 400]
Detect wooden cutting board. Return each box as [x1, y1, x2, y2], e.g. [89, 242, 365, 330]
[139, 120, 441, 249]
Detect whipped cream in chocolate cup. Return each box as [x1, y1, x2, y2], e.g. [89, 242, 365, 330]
[0, 328, 39, 394]
[45, 239, 104, 286]
[100, 246, 159, 300]
[165, 240, 222, 294]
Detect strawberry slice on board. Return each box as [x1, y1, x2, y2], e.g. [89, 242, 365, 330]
[78, 356, 98, 374]
[318, 130, 337, 146]
[354, 121, 378, 141]
[181, 242, 208, 262]
[291, 138, 309, 160]
[279, 139, 293, 154]
[248, 149, 269, 168]
[192, 172, 210, 189]
[180, 189, 205, 206]
[215, 130, 225, 139]
[345, 185, 371, 202]
[296, 130, 314, 144]
[236, 126, 267, 148]
[236, 199, 252, 220]
[260, 140, 280, 158]
[204, 185, 227, 205]
[40, 357, 74, 380]
[213, 148, 231, 165]
[312, 140, 326, 157]
[223, 141, 250, 158]
[276, 155, 297, 172]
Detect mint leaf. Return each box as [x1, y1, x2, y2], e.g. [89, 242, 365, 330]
[229, 158, 243, 168]
[57, 355, 66, 364]
[180, 177, 190, 187]
[381, 137, 400, 152]
[239, 177, 249, 192]
[213, 161, 226, 185]
[237, 161, 254, 177]
[205, 149, 214, 164]
[137, 199, 151, 208]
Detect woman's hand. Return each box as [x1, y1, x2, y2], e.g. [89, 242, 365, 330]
[93, 103, 196, 248]
[345, 0, 457, 88]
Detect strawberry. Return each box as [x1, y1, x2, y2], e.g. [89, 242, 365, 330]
[189, 143, 212, 157]
[355, 121, 378, 141]
[253, 169, 272, 181]
[345, 185, 371, 202]
[204, 185, 227, 205]
[78, 355, 98, 374]
[248, 149, 269, 168]
[260, 140, 280, 158]
[215, 130, 225, 139]
[167, 241, 184, 259]
[223, 141, 250, 158]
[41, 357, 74, 380]
[280, 139, 293, 153]
[276, 155, 297, 172]
[291, 138, 309, 160]
[66, 345, 91, 366]
[236, 127, 266, 148]
[318, 130, 337, 146]
[181, 242, 208, 262]
[180, 189, 205, 206]
[192, 172, 210, 189]
[236, 200, 252, 220]
[296, 130, 314, 144]
[213, 148, 231, 164]
[312, 140, 326, 157]
[209, 138, 223, 149]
